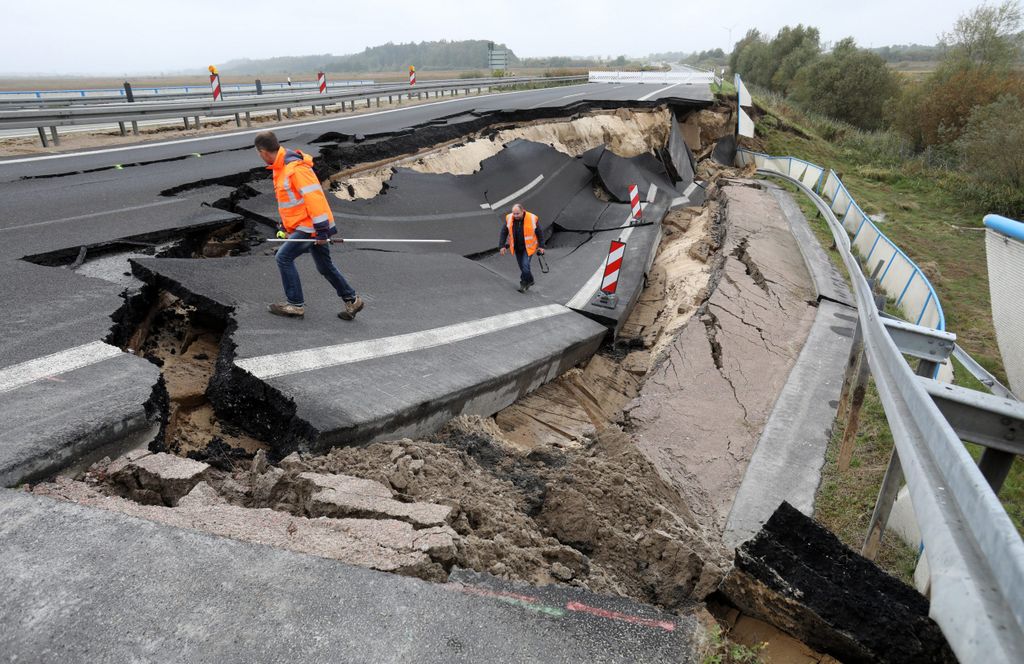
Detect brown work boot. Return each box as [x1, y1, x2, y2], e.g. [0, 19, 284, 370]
[338, 296, 364, 320]
[268, 302, 305, 318]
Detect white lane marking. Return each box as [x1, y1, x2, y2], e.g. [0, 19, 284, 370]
[0, 84, 596, 166]
[236, 304, 571, 380]
[485, 174, 545, 210]
[526, 90, 590, 109]
[638, 83, 680, 101]
[0, 341, 123, 394]
[1, 198, 190, 232]
[646, 182, 658, 202]
[566, 208, 643, 310]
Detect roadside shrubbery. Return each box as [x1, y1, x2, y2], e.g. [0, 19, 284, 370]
[730, 1, 1024, 216]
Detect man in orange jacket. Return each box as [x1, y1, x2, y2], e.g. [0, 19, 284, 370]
[499, 203, 545, 292]
[255, 131, 364, 320]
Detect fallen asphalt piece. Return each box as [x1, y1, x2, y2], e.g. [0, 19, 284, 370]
[0, 260, 159, 487]
[131, 250, 607, 455]
[0, 488, 703, 663]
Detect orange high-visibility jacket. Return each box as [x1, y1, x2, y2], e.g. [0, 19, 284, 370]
[505, 211, 540, 256]
[269, 147, 336, 238]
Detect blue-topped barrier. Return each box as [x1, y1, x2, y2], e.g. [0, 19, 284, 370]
[736, 148, 946, 332]
[984, 214, 1024, 242]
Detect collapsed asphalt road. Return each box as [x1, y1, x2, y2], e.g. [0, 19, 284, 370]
[0, 84, 713, 485]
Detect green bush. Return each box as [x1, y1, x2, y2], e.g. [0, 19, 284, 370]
[957, 93, 1024, 188]
[790, 38, 899, 131]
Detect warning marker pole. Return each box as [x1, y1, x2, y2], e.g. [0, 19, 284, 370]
[592, 239, 626, 309]
[628, 183, 642, 223]
[409, 65, 416, 86]
[208, 65, 223, 102]
[317, 71, 327, 94]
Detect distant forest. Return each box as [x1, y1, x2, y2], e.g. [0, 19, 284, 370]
[222, 40, 524, 73]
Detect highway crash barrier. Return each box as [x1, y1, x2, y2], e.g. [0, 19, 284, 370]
[2, 74, 587, 147]
[736, 149, 945, 332]
[737, 146, 1024, 662]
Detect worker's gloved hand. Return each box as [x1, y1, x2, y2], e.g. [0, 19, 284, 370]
[500, 247, 506, 256]
[276, 230, 287, 239]
[538, 248, 545, 255]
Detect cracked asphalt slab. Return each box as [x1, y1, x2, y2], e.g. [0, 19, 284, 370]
[0, 489, 703, 664]
[0, 87, 711, 486]
[626, 182, 819, 527]
[130, 250, 608, 454]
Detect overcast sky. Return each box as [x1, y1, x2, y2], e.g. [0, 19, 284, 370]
[0, 0, 986, 75]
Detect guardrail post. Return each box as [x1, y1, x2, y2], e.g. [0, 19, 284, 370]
[118, 121, 126, 136]
[276, 109, 282, 121]
[49, 126, 59, 146]
[131, 121, 138, 135]
[234, 113, 242, 127]
[286, 107, 292, 118]
[244, 111, 251, 127]
[861, 449, 904, 560]
[255, 79, 263, 95]
[183, 117, 190, 130]
[978, 449, 1015, 493]
[838, 288, 886, 471]
[36, 127, 48, 147]
[860, 355, 939, 559]
[194, 115, 201, 129]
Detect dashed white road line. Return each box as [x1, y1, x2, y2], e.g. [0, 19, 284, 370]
[480, 174, 545, 210]
[1, 198, 190, 232]
[638, 83, 680, 101]
[0, 341, 123, 394]
[236, 304, 571, 380]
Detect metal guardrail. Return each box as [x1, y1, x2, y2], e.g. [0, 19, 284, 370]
[736, 150, 945, 331]
[752, 162, 1024, 662]
[0, 80, 378, 107]
[0, 75, 587, 146]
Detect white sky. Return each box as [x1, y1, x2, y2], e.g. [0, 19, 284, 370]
[0, 0, 985, 75]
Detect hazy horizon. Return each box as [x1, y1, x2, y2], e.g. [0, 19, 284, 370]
[1, 0, 985, 76]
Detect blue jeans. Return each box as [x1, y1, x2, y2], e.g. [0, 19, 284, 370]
[516, 250, 534, 285]
[276, 231, 356, 306]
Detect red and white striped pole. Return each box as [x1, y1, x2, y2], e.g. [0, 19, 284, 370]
[628, 183, 642, 222]
[593, 239, 626, 309]
[208, 65, 222, 101]
[317, 71, 327, 94]
[409, 65, 416, 86]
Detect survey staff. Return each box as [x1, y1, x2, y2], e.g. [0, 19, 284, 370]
[498, 203, 545, 292]
[254, 131, 364, 321]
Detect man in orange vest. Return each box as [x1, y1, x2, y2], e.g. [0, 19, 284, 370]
[499, 203, 545, 292]
[255, 131, 364, 320]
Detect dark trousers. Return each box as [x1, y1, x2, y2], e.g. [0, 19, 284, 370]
[276, 231, 357, 306]
[516, 250, 534, 285]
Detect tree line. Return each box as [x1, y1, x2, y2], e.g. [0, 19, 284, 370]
[221, 40, 521, 74]
[730, 1, 1024, 203]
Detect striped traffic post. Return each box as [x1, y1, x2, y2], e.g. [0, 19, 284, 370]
[592, 239, 626, 309]
[628, 184, 642, 222]
[317, 71, 327, 94]
[208, 65, 223, 102]
[409, 65, 416, 86]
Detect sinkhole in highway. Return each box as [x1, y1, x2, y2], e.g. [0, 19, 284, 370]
[31, 103, 743, 613]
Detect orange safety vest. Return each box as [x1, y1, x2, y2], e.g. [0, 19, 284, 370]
[505, 211, 540, 256]
[269, 147, 336, 237]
